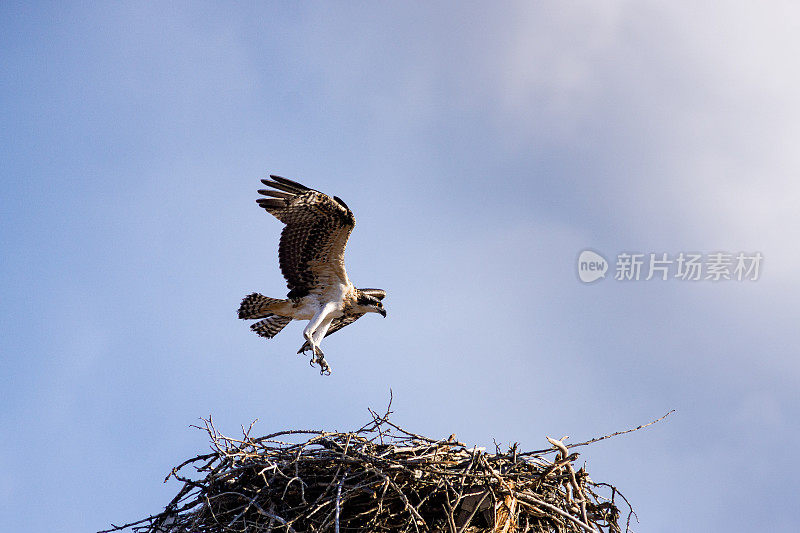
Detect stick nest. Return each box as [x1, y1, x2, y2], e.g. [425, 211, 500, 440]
[102, 407, 652, 533]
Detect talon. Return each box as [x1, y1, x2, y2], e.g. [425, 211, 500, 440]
[318, 357, 332, 375]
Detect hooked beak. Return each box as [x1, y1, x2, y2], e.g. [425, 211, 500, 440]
[379, 309, 387, 318]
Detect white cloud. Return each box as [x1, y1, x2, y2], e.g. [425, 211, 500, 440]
[475, 2, 800, 279]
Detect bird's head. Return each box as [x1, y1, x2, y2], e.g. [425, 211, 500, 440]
[355, 288, 387, 317]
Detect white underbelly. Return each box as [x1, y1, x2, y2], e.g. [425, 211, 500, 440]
[291, 284, 349, 320]
[290, 299, 319, 320]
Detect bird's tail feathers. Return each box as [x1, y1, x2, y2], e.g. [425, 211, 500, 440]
[238, 293, 287, 319]
[251, 315, 293, 339]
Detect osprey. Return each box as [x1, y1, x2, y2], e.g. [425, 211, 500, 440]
[238, 175, 387, 374]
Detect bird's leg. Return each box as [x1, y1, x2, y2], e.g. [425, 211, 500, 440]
[303, 304, 333, 344]
[310, 344, 331, 375]
[302, 322, 319, 364]
[302, 335, 323, 368]
[311, 317, 334, 374]
[299, 342, 320, 357]
[303, 304, 336, 373]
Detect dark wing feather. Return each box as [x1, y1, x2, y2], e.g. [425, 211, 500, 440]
[359, 288, 386, 300]
[257, 175, 355, 294]
[296, 313, 365, 353]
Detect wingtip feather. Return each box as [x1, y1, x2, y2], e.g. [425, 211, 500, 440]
[258, 189, 292, 199]
[333, 195, 350, 211]
[269, 175, 311, 191]
[256, 198, 286, 208]
[260, 179, 304, 194]
[360, 288, 387, 300]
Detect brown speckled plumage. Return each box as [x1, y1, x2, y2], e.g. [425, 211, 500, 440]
[256, 176, 355, 296]
[239, 175, 387, 373]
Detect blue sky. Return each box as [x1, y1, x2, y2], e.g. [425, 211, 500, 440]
[2, 3, 798, 532]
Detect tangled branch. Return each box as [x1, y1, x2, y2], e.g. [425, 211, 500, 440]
[101, 406, 669, 533]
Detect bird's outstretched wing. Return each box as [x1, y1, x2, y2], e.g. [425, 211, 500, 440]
[359, 288, 387, 300]
[296, 313, 365, 354]
[256, 175, 355, 295]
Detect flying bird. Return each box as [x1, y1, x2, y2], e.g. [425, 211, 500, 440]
[238, 175, 387, 374]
